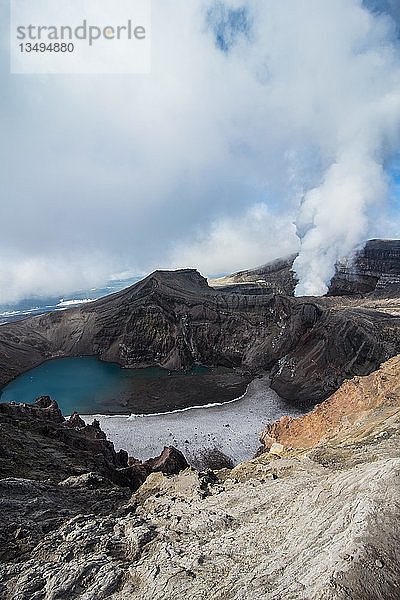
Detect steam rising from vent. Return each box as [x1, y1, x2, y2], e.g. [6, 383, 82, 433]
[1, 0, 400, 302]
[294, 154, 388, 296]
[291, 6, 400, 296]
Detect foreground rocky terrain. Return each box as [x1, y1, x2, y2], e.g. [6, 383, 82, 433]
[0, 240, 399, 404]
[0, 357, 399, 599]
[0, 397, 188, 491]
[1, 241, 398, 598]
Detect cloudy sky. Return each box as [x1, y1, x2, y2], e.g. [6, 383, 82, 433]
[1, 0, 400, 302]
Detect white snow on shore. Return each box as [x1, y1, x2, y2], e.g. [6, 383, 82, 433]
[81, 376, 307, 469]
[56, 298, 94, 307]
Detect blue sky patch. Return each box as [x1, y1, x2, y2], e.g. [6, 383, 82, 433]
[206, 2, 252, 53]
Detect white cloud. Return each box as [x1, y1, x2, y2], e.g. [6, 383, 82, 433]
[0, 252, 112, 304]
[0, 0, 399, 301]
[170, 203, 299, 276]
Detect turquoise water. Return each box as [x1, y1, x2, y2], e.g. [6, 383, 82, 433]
[0, 357, 209, 416]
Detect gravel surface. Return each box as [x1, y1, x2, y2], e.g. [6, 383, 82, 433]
[82, 376, 307, 468]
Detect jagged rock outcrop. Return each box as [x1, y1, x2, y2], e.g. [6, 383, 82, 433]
[1, 358, 399, 599]
[0, 262, 399, 404]
[65, 411, 86, 428]
[0, 395, 64, 423]
[144, 446, 189, 475]
[0, 397, 188, 490]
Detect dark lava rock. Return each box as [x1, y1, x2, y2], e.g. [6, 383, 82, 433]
[0, 396, 191, 575]
[269, 302, 399, 403]
[0, 397, 188, 492]
[0, 477, 131, 563]
[65, 411, 86, 429]
[0, 244, 399, 404]
[145, 446, 188, 475]
[328, 239, 400, 297]
[0, 395, 64, 423]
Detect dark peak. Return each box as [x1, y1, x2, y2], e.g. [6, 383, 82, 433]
[86, 268, 211, 310]
[148, 268, 207, 282]
[132, 268, 210, 295]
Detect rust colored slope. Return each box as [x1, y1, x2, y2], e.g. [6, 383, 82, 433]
[261, 354, 400, 450]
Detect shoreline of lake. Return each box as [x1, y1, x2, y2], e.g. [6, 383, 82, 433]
[0, 356, 250, 416]
[81, 376, 308, 470]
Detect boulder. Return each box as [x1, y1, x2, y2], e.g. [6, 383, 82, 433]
[64, 412, 86, 429]
[144, 446, 189, 475]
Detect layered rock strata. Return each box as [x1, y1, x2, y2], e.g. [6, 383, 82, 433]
[211, 239, 400, 297]
[0, 267, 399, 404]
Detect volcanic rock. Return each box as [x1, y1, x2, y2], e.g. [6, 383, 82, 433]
[65, 411, 86, 429]
[0, 257, 399, 404]
[1, 364, 400, 598]
[211, 239, 400, 298]
[0, 359, 400, 599]
[260, 353, 400, 451]
[0, 395, 64, 423]
[144, 445, 189, 474]
[0, 397, 187, 491]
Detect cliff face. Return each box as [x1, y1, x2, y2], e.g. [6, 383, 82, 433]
[0, 267, 399, 404]
[211, 239, 400, 298]
[260, 354, 400, 451]
[329, 239, 400, 297]
[1, 358, 399, 599]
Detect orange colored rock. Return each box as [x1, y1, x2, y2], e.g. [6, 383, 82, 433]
[260, 354, 400, 450]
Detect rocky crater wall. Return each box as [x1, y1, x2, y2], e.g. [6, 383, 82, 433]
[0, 266, 399, 404]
